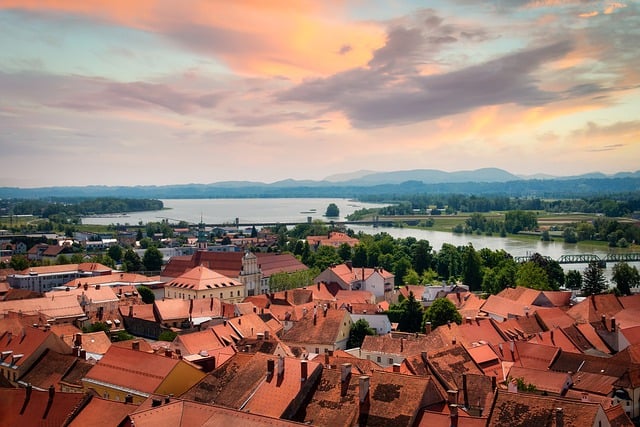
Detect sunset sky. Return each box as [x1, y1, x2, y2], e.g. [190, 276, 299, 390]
[1, 0, 638, 187]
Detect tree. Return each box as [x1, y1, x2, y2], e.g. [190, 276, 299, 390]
[347, 319, 375, 349]
[158, 330, 177, 342]
[398, 291, 424, 333]
[393, 257, 412, 286]
[612, 262, 640, 296]
[582, 261, 607, 296]
[9, 254, 29, 271]
[338, 243, 352, 262]
[113, 330, 134, 342]
[142, 246, 163, 271]
[424, 298, 462, 329]
[123, 248, 142, 272]
[107, 245, 123, 262]
[565, 270, 583, 290]
[462, 244, 483, 291]
[250, 225, 258, 238]
[325, 203, 340, 217]
[515, 262, 550, 290]
[137, 285, 155, 304]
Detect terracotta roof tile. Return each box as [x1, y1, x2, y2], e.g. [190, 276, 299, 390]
[0, 325, 71, 368]
[126, 398, 303, 427]
[480, 295, 536, 320]
[527, 328, 582, 354]
[0, 293, 85, 320]
[281, 308, 350, 347]
[508, 366, 572, 395]
[605, 403, 635, 427]
[20, 348, 77, 390]
[83, 346, 183, 394]
[335, 289, 375, 304]
[68, 395, 137, 427]
[426, 344, 484, 392]
[175, 329, 225, 356]
[511, 341, 559, 370]
[534, 307, 576, 330]
[488, 389, 605, 427]
[575, 323, 612, 355]
[0, 387, 88, 426]
[566, 294, 623, 324]
[167, 265, 243, 292]
[571, 370, 618, 395]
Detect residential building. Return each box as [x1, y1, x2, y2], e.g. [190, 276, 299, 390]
[281, 307, 352, 354]
[165, 265, 245, 303]
[314, 262, 394, 302]
[82, 345, 206, 404]
[7, 263, 112, 293]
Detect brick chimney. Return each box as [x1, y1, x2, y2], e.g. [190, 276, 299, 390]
[392, 363, 401, 373]
[264, 330, 270, 340]
[601, 314, 606, 328]
[450, 404, 459, 427]
[424, 322, 431, 334]
[267, 359, 275, 378]
[447, 389, 459, 405]
[128, 305, 133, 317]
[74, 333, 82, 347]
[301, 360, 308, 382]
[400, 338, 404, 353]
[611, 317, 616, 332]
[555, 407, 563, 427]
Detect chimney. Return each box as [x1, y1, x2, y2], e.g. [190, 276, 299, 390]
[83, 283, 88, 290]
[128, 305, 133, 317]
[324, 351, 330, 366]
[132, 341, 140, 351]
[323, 304, 328, 317]
[555, 408, 564, 427]
[510, 341, 515, 359]
[264, 330, 270, 340]
[447, 389, 459, 405]
[313, 314, 317, 326]
[346, 260, 353, 271]
[425, 322, 431, 334]
[341, 363, 352, 382]
[611, 317, 616, 332]
[400, 338, 405, 353]
[492, 376, 497, 391]
[238, 318, 242, 325]
[210, 297, 214, 311]
[359, 376, 370, 403]
[95, 284, 100, 290]
[452, 336, 456, 345]
[317, 282, 320, 290]
[277, 355, 285, 377]
[164, 348, 172, 357]
[301, 360, 308, 382]
[74, 333, 82, 347]
[80, 349, 86, 359]
[601, 314, 606, 328]
[392, 363, 401, 373]
[267, 359, 275, 378]
[284, 290, 288, 301]
[450, 404, 459, 427]
[462, 373, 469, 408]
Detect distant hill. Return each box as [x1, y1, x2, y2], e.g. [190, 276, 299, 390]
[1, 168, 639, 199]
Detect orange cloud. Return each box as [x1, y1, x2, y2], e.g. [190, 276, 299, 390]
[0, 0, 385, 79]
[578, 11, 599, 18]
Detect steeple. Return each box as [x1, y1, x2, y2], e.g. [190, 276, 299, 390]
[197, 213, 208, 250]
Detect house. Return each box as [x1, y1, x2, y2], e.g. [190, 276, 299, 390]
[314, 262, 394, 302]
[293, 364, 446, 427]
[0, 325, 72, 386]
[81, 345, 206, 404]
[281, 307, 352, 354]
[359, 333, 443, 368]
[0, 386, 90, 427]
[488, 389, 610, 427]
[162, 250, 308, 295]
[153, 297, 229, 330]
[46, 283, 121, 326]
[165, 265, 245, 303]
[306, 231, 360, 248]
[350, 313, 392, 335]
[181, 352, 322, 420]
[120, 397, 304, 427]
[7, 263, 112, 293]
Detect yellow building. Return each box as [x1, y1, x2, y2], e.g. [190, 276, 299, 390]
[165, 265, 245, 303]
[81, 345, 205, 404]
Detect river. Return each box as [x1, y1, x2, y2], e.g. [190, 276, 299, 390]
[83, 198, 637, 280]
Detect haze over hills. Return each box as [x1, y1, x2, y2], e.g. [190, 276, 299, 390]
[1, 168, 639, 199]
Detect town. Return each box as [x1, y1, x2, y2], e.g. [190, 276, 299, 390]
[1, 215, 640, 427]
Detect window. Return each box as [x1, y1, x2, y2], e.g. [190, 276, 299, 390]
[388, 358, 393, 365]
[377, 356, 381, 363]
[220, 292, 223, 299]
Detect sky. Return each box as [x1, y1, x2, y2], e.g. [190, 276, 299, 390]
[0, 0, 639, 188]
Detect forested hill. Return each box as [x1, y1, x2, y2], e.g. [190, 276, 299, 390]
[1, 169, 639, 199]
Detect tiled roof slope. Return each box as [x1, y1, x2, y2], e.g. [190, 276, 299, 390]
[0, 386, 89, 427]
[488, 389, 606, 427]
[67, 395, 137, 427]
[281, 308, 350, 346]
[83, 345, 182, 395]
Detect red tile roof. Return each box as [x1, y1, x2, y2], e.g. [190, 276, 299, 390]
[20, 348, 77, 390]
[281, 308, 351, 347]
[68, 395, 137, 427]
[566, 294, 623, 324]
[507, 366, 571, 395]
[488, 389, 605, 427]
[534, 306, 576, 330]
[527, 328, 582, 353]
[0, 387, 89, 426]
[167, 265, 242, 291]
[83, 346, 183, 395]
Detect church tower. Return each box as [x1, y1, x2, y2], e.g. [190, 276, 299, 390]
[197, 215, 208, 251]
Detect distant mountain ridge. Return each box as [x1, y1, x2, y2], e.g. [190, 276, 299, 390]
[1, 168, 638, 199]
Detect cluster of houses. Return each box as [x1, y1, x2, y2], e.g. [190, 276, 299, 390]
[2, 239, 640, 425]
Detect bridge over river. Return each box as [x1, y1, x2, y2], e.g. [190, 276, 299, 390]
[514, 253, 640, 265]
